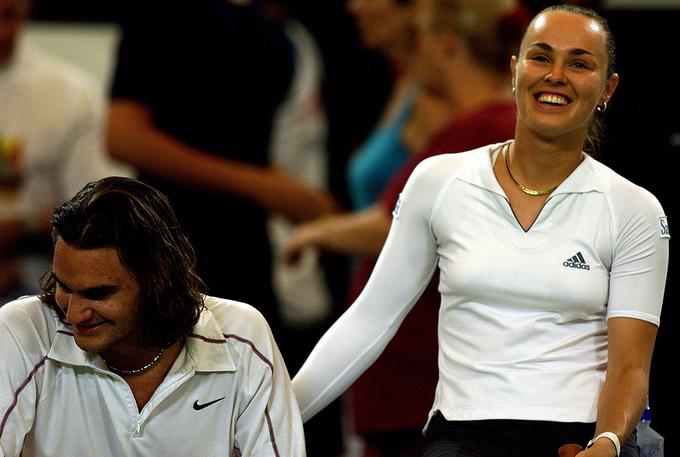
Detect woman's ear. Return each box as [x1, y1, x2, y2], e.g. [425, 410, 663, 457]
[602, 72, 619, 105]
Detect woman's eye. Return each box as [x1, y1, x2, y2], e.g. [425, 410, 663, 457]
[571, 61, 590, 70]
[530, 54, 549, 63]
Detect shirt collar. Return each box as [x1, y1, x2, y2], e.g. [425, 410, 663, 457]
[186, 307, 237, 372]
[48, 307, 237, 373]
[48, 322, 107, 370]
[457, 140, 605, 196]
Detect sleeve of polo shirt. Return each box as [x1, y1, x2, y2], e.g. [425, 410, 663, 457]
[293, 155, 446, 422]
[0, 299, 51, 457]
[233, 309, 306, 456]
[607, 184, 669, 325]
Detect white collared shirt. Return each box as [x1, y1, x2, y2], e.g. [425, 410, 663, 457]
[293, 142, 669, 424]
[0, 295, 305, 456]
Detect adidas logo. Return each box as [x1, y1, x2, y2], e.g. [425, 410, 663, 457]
[563, 251, 590, 270]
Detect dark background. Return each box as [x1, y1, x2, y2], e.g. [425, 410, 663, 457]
[28, 1, 678, 454]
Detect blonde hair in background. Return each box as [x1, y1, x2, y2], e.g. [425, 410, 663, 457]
[423, 0, 527, 73]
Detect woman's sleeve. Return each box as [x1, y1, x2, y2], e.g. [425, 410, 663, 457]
[292, 157, 445, 422]
[607, 184, 669, 325]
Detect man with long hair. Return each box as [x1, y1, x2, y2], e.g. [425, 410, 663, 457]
[0, 177, 305, 456]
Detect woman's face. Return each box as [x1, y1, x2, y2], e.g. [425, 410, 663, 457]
[347, 0, 414, 53]
[511, 10, 618, 143]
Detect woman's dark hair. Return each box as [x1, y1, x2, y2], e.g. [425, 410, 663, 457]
[40, 177, 206, 348]
[524, 4, 617, 155]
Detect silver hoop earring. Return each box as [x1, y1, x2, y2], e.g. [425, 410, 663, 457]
[511, 86, 516, 96]
[597, 101, 608, 113]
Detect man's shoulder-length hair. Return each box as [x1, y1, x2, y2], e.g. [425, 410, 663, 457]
[40, 177, 206, 348]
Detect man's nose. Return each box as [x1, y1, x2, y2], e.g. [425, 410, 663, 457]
[64, 294, 94, 324]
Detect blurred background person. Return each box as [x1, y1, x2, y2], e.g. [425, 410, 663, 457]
[263, 1, 347, 455]
[106, 0, 338, 339]
[286, 1, 530, 455]
[0, 0, 130, 304]
[108, 3, 346, 454]
[344, 0, 422, 212]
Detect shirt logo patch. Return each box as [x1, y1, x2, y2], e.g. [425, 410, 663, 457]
[193, 396, 225, 410]
[659, 217, 670, 239]
[392, 194, 403, 219]
[563, 251, 590, 270]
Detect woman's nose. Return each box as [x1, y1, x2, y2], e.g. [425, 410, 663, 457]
[544, 64, 567, 84]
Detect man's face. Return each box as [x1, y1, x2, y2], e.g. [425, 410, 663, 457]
[0, 0, 28, 64]
[52, 237, 144, 360]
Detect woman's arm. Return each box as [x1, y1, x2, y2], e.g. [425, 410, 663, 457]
[579, 317, 657, 457]
[580, 183, 669, 457]
[292, 157, 446, 421]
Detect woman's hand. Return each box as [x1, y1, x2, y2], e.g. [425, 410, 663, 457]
[573, 438, 618, 457]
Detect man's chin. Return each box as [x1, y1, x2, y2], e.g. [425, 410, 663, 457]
[73, 335, 109, 355]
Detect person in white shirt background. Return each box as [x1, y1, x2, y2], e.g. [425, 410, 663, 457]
[0, 0, 130, 302]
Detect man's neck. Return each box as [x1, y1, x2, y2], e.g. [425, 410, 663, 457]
[113, 339, 185, 411]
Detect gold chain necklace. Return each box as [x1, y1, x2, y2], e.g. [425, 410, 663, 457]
[106, 348, 165, 375]
[503, 144, 558, 196]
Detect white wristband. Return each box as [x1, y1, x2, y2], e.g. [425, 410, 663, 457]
[586, 432, 621, 457]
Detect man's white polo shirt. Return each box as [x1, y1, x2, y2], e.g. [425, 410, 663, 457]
[0, 295, 305, 456]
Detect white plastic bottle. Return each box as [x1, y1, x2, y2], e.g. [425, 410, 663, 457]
[637, 400, 664, 457]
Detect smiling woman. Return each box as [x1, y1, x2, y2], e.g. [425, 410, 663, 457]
[511, 5, 618, 159]
[291, 5, 669, 457]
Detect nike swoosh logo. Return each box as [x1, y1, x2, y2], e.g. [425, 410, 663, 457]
[193, 397, 226, 410]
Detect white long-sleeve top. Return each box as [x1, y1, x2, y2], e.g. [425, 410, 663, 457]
[292, 142, 669, 425]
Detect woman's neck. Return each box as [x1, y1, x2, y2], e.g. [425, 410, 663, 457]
[509, 131, 586, 190]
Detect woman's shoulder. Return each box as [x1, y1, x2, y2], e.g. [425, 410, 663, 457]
[586, 157, 667, 231]
[400, 143, 502, 209]
[587, 157, 664, 208]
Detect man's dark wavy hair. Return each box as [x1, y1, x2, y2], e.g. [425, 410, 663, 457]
[40, 177, 206, 348]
